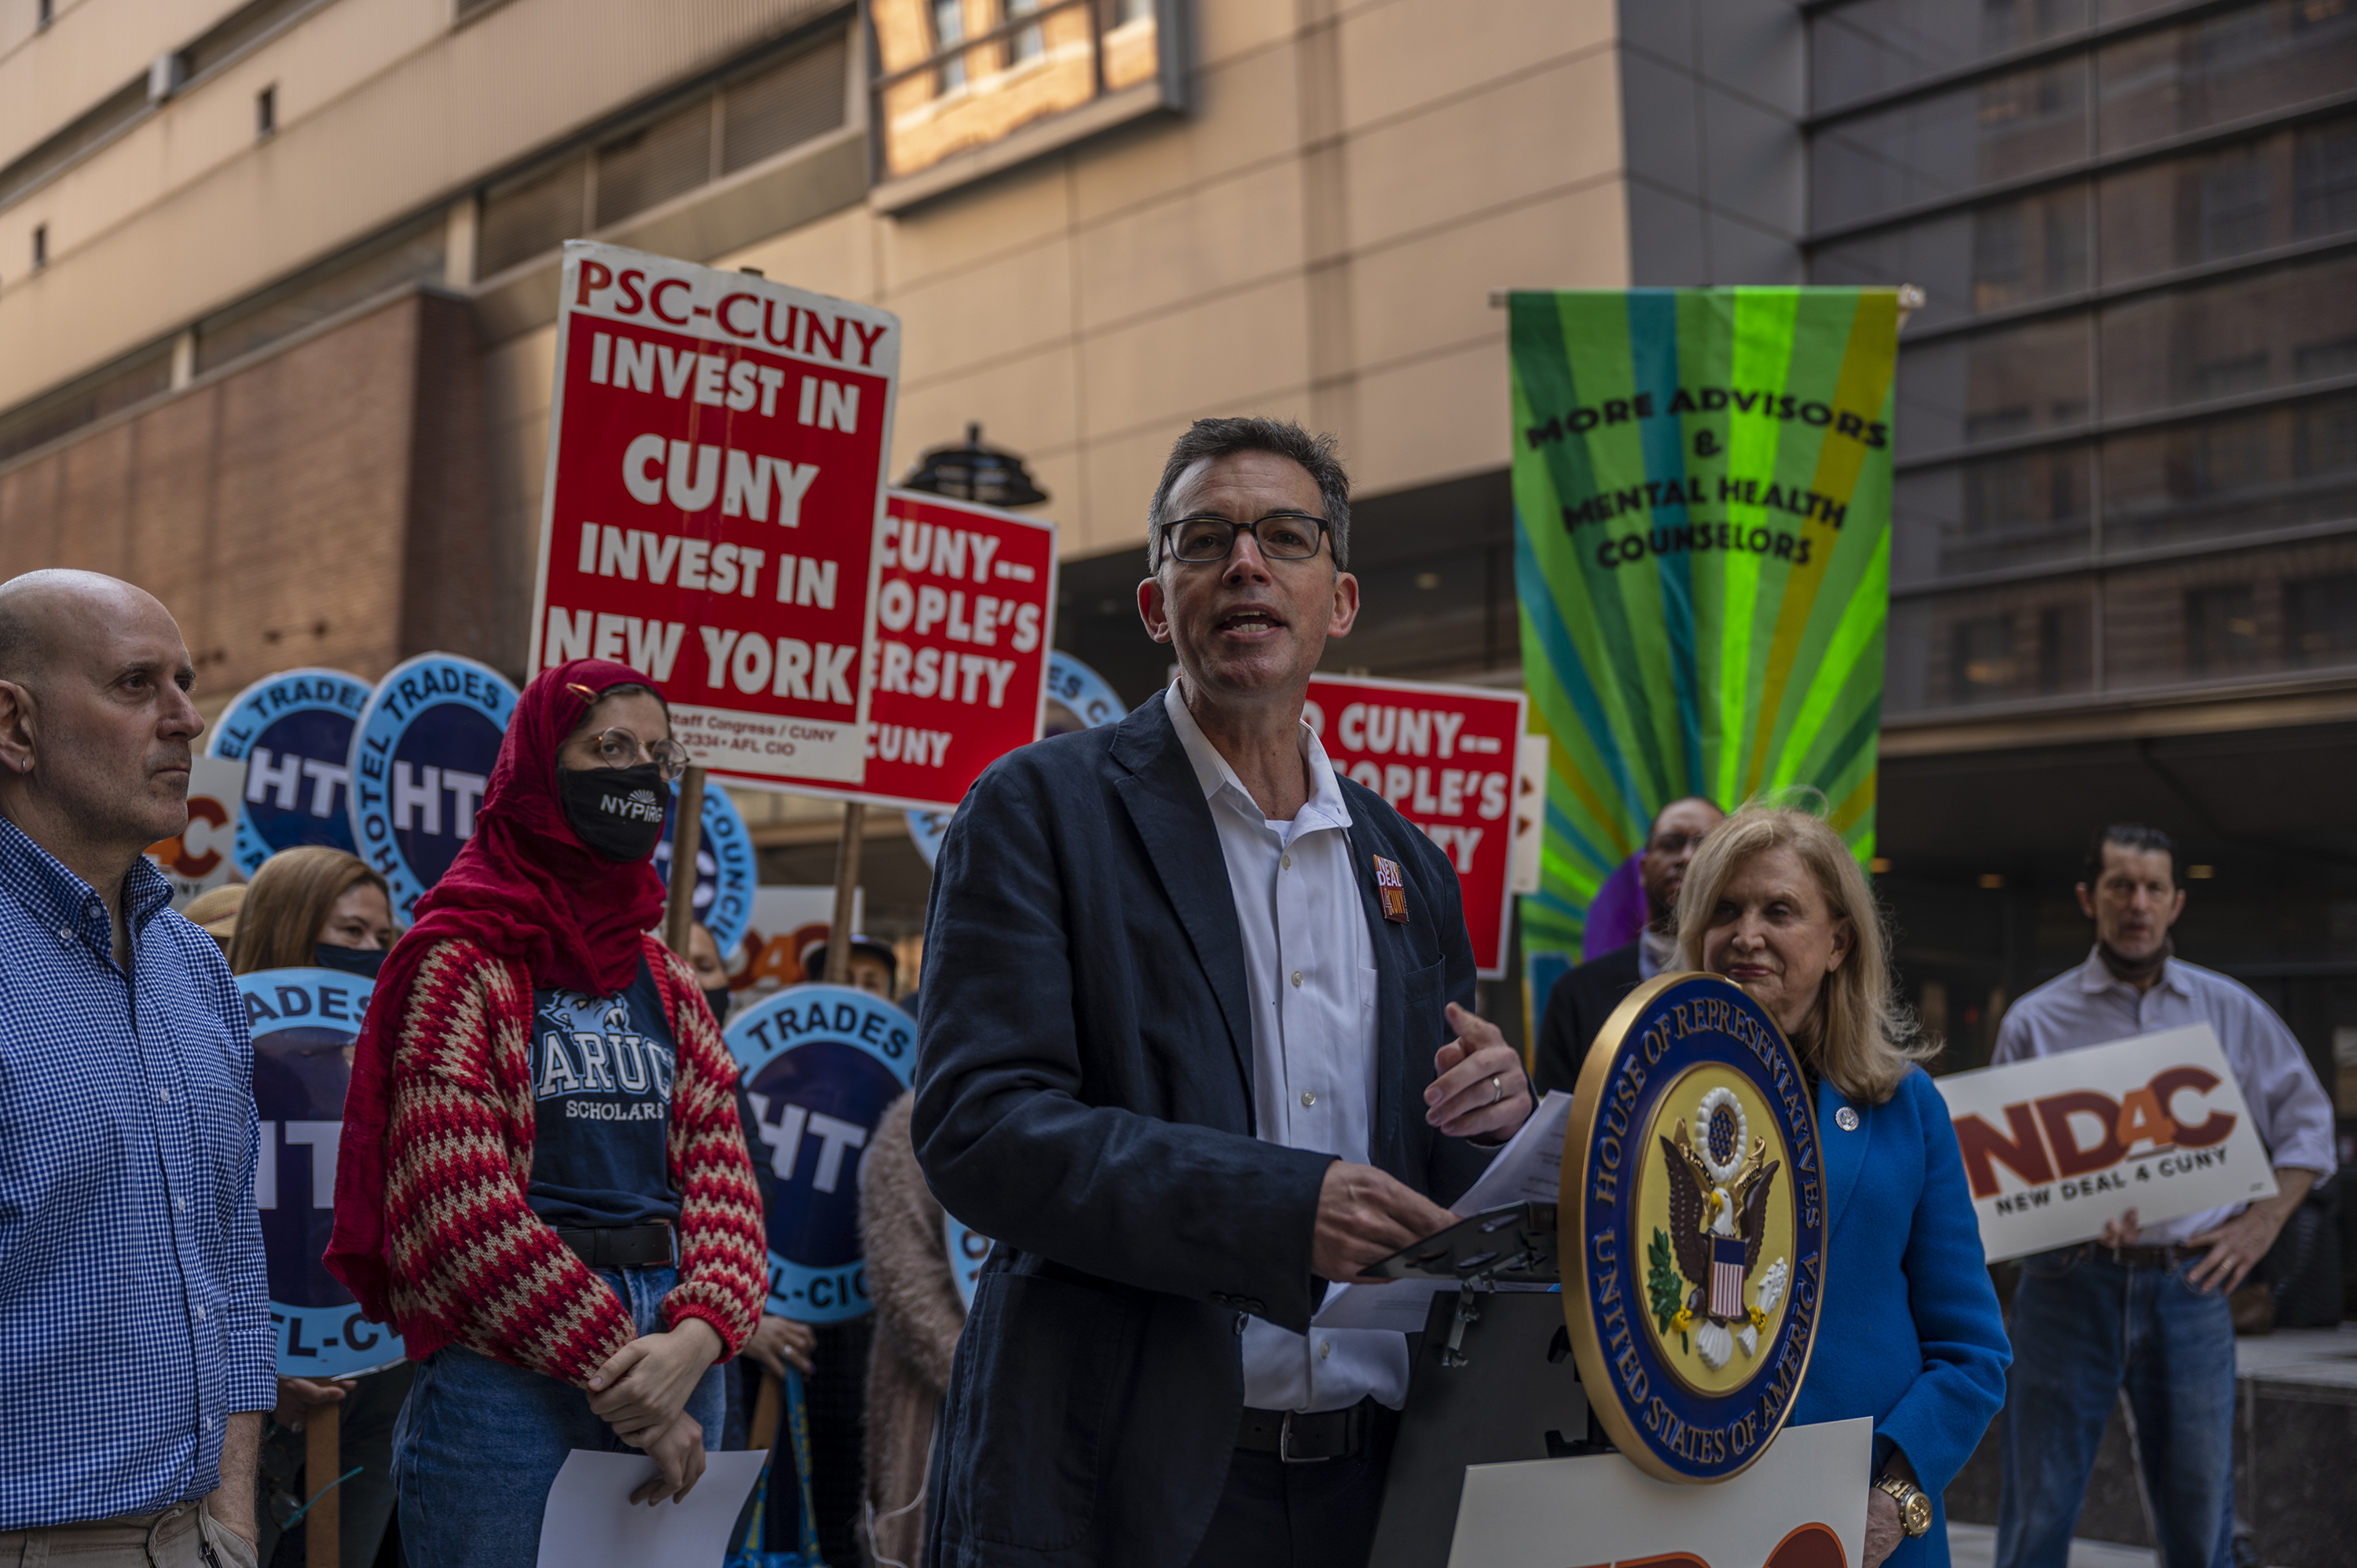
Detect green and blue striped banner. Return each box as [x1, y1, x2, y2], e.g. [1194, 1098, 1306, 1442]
[1511, 288, 1900, 976]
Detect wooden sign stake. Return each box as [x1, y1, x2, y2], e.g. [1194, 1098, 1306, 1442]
[751, 1368, 783, 1451]
[664, 766, 707, 958]
[305, 1401, 341, 1568]
[823, 802, 864, 985]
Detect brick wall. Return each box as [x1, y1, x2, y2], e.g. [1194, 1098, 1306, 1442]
[0, 288, 505, 700]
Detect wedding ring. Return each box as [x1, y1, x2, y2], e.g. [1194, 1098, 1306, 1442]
[1490, 1074, 1503, 1105]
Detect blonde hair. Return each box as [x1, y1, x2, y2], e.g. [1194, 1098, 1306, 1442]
[1673, 800, 1934, 1105]
[229, 845, 390, 976]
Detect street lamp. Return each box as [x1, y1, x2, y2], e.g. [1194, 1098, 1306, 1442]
[897, 422, 1048, 507]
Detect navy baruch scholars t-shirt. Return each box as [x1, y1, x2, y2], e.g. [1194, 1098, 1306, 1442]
[526, 956, 681, 1229]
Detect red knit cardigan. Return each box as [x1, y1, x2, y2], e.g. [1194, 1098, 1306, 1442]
[378, 931, 766, 1381]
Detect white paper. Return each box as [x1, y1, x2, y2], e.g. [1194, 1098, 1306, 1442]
[1312, 1092, 1574, 1330]
[1450, 1417, 1871, 1566]
[1448, 1090, 1574, 1214]
[534, 1449, 767, 1568]
[1933, 1024, 2279, 1262]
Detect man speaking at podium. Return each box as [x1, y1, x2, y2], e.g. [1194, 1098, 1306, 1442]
[914, 417, 1534, 1568]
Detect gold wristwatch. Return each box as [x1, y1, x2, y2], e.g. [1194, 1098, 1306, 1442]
[1875, 1474, 1933, 1538]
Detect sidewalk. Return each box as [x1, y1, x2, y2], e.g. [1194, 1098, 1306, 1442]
[1947, 1523, 2154, 1568]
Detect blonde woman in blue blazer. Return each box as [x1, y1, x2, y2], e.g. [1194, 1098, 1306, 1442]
[1677, 803, 2011, 1568]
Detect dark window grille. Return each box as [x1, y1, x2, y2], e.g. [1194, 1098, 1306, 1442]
[193, 211, 445, 374]
[473, 27, 849, 280]
[595, 102, 713, 229]
[477, 157, 589, 280]
[722, 37, 849, 174]
[0, 343, 173, 466]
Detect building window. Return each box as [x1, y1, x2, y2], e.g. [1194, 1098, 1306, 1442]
[2286, 572, 2357, 667]
[37, 0, 52, 27]
[2186, 584, 2263, 675]
[1950, 615, 2019, 705]
[31, 224, 46, 270]
[256, 84, 276, 138]
[2198, 148, 2270, 259]
[1007, 0, 1045, 65]
[930, 0, 967, 92]
[870, 0, 1178, 198]
[2294, 117, 2357, 236]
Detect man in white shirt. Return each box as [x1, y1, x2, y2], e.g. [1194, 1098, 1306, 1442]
[914, 416, 1533, 1568]
[1991, 825, 2333, 1568]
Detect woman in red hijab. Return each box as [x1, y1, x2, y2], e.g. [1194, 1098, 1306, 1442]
[326, 661, 763, 1566]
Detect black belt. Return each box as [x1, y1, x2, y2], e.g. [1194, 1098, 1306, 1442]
[1237, 1398, 1375, 1463]
[554, 1221, 674, 1269]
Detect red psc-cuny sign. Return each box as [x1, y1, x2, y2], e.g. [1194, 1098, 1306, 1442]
[530, 241, 899, 791]
[1303, 673, 1527, 978]
[856, 490, 1057, 811]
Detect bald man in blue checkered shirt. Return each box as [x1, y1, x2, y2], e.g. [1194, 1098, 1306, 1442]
[0, 572, 272, 1565]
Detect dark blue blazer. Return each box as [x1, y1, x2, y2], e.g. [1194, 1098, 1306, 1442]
[912, 694, 1504, 1568]
[1791, 1066, 2012, 1568]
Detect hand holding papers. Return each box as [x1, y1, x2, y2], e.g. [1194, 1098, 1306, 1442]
[533, 1449, 766, 1568]
[1447, 1089, 1574, 1214]
[1314, 1091, 1574, 1332]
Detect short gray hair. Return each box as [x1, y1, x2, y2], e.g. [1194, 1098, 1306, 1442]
[1146, 417, 1351, 571]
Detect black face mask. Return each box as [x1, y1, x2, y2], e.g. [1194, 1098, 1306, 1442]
[557, 763, 669, 862]
[702, 986, 733, 1024]
[314, 943, 387, 979]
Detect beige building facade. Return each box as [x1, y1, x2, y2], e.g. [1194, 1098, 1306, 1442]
[0, 0, 1802, 644]
[0, 0, 1802, 859]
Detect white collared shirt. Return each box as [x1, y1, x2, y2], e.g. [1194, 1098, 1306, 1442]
[1163, 683, 1408, 1412]
[1992, 947, 2336, 1245]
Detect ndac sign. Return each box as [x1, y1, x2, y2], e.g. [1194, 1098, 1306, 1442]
[725, 986, 914, 1322]
[349, 654, 519, 922]
[243, 966, 404, 1378]
[1564, 973, 1827, 1484]
[207, 669, 372, 876]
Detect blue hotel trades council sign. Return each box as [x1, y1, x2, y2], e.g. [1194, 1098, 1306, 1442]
[348, 654, 519, 922]
[243, 966, 405, 1378]
[726, 985, 915, 1322]
[656, 779, 756, 956]
[206, 669, 372, 877]
[1563, 973, 1827, 1484]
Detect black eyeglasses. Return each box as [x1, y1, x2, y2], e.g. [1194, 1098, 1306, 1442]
[1157, 512, 1331, 565]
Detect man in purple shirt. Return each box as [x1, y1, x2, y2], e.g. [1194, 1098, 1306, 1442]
[1991, 824, 2333, 1568]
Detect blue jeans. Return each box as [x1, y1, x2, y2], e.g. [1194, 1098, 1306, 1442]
[1996, 1247, 2236, 1568]
[391, 1266, 726, 1568]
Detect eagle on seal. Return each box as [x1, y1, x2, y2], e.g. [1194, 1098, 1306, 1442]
[1660, 1116, 1780, 1368]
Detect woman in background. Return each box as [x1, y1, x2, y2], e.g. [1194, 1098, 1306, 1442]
[227, 845, 402, 1566]
[1677, 802, 2010, 1568]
